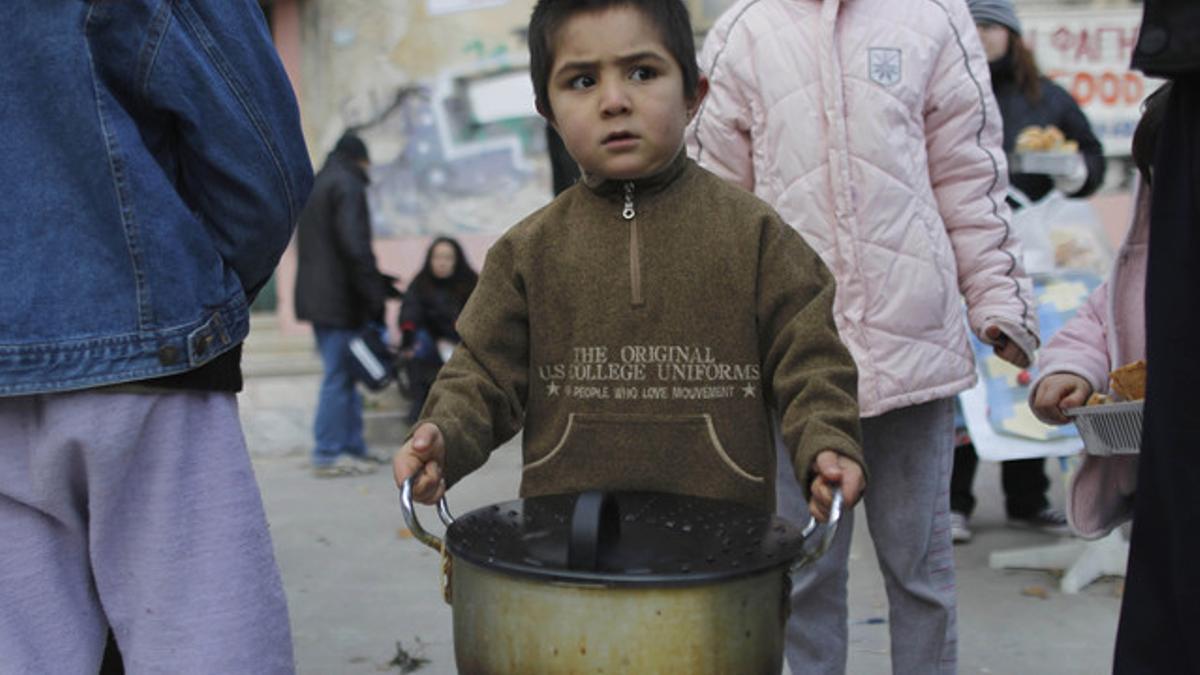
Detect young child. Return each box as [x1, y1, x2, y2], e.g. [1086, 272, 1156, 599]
[687, 0, 1040, 671]
[1028, 83, 1170, 539]
[1, 1, 312, 671]
[393, 0, 865, 521]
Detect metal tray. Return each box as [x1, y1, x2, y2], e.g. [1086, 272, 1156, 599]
[1009, 151, 1078, 176]
[1065, 400, 1143, 456]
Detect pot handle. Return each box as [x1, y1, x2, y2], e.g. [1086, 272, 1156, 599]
[790, 487, 843, 573]
[568, 491, 621, 571]
[399, 476, 456, 554]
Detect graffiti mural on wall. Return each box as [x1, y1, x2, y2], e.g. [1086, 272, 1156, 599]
[325, 32, 552, 238]
[308, 0, 745, 239]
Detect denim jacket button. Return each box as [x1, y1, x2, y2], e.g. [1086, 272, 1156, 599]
[157, 345, 180, 366]
[194, 334, 214, 357]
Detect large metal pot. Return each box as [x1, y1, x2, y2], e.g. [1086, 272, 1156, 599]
[401, 479, 840, 675]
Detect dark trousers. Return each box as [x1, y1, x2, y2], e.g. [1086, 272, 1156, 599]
[404, 355, 441, 424]
[1114, 76, 1200, 674]
[950, 444, 1050, 519]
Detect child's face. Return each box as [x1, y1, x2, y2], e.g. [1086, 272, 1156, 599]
[544, 6, 706, 182]
[975, 22, 1010, 63]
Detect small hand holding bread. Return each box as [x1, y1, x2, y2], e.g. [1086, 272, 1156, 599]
[1032, 372, 1092, 424]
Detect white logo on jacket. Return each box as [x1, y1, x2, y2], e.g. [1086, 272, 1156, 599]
[869, 48, 902, 86]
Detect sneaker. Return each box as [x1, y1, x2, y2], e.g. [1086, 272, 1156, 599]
[1007, 507, 1070, 535]
[351, 448, 393, 465]
[950, 511, 973, 544]
[312, 454, 380, 478]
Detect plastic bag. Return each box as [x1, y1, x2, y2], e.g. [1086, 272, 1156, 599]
[1009, 189, 1113, 278]
[347, 324, 397, 391]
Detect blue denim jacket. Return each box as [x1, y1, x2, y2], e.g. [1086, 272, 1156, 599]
[0, 1, 313, 395]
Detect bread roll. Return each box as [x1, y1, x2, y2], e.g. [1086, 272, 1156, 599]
[1014, 125, 1072, 152]
[1109, 360, 1147, 401]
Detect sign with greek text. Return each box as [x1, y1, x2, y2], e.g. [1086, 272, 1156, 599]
[1021, 9, 1162, 156]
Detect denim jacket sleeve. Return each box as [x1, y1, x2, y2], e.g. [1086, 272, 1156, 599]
[86, 0, 314, 299]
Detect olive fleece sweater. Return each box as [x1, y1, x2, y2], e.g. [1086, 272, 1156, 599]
[422, 152, 863, 511]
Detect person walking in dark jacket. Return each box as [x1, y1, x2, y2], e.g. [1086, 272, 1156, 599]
[950, 0, 1107, 543]
[295, 132, 389, 477]
[398, 236, 478, 424]
[1114, 2, 1200, 671]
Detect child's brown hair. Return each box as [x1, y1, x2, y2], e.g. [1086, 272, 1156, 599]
[528, 0, 700, 119]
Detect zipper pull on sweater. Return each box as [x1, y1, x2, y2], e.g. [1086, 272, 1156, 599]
[623, 182, 644, 307]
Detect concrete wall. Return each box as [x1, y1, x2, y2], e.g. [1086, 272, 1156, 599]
[277, 0, 546, 333]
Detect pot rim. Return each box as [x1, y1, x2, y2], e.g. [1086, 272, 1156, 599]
[400, 480, 841, 588]
[446, 537, 800, 587]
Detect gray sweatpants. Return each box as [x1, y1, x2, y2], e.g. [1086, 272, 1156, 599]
[0, 390, 293, 674]
[779, 398, 957, 675]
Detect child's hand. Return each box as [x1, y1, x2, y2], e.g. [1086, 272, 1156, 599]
[393, 422, 447, 504]
[808, 450, 865, 523]
[984, 325, 1031, 369]
[1031, 373, 1092, 425]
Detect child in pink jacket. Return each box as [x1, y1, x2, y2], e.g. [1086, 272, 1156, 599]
[1028, 185, 1146, 538]
[688, 0, 1038, 671]
[1028, 83, 1169, 538]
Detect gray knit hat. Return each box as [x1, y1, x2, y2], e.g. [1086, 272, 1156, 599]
[967, 0, 1022, 36]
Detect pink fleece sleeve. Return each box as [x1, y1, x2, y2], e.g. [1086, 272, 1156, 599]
[1029, 282, 1112, 401]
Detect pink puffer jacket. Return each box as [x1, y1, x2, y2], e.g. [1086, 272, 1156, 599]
[687, 0, 1039, 417]
[1029, 184, 1149, 539]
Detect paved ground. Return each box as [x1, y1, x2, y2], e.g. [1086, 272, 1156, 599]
[241, 322, 1123, 674]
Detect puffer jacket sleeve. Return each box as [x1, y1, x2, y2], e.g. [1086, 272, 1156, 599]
[1028, 282, 1112, 400]
[922, 1, 1038, 355]
[686, 18, 755, 191]
[420, 236, 528, 487]
[758, 215, 865, 497]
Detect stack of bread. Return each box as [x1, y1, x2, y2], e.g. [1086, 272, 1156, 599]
[1015, 125, 1079, 154]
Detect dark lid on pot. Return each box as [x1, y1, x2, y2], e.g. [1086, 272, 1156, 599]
[445, 491, 811, 587]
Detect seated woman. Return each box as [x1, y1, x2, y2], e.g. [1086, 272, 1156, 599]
[398, 236, 478, 424]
